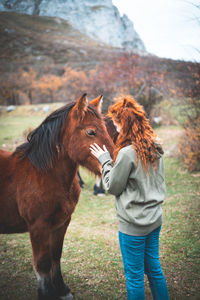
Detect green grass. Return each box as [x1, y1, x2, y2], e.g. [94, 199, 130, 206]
[0, 103, 63, 148]
[0, 115, 44, 147]
[0, 109, 200, 299]
[161, 158, 200, 299]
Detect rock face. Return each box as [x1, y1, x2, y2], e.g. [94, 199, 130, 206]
[0, 0, 146, 52]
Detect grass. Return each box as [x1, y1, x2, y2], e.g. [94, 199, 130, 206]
[161, 158, 200, 299]
[0, 115, 43, 147]
[0, 107, 200, 299]
[0, 103, 63, 148]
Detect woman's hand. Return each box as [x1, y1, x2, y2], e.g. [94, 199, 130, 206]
[90, 143, 108, 159]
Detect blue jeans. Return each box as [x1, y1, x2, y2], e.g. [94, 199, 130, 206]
[119, 226, 169, 300]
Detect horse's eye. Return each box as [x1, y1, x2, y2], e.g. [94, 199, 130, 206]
[86, 129, 96, 136]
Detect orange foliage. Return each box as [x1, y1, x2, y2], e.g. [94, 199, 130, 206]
[61, 67, 87, 98]
[33, 74, 62, 102]
[179, 126, 200, 172]
[0, 54, 199, 108]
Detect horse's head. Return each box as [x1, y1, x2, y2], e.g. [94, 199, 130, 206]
[15, 94, 114, 174]
[63, 94, 114, 176]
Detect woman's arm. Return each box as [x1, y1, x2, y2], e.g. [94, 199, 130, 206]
[90, 144, 133, 196]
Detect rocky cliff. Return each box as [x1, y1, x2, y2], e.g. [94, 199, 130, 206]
[0, 0, 146, 52]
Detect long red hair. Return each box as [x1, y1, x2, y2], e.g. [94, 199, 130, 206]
[108, 96, 163, 171]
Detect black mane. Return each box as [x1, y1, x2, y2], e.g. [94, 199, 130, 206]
[14, 102, 100, 171]
[14, 102, 76, 171]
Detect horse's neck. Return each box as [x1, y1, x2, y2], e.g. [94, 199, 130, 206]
[53, 154, 78, 187]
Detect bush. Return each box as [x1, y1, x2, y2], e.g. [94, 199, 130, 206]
[179, 98, 200, 172]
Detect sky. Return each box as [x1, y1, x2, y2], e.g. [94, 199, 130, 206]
[112, 0, 200, 62]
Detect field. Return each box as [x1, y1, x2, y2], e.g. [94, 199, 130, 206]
[0, 105, 200, 300]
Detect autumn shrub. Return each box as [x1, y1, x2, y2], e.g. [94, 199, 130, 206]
[0, 53, 199, 111]
[150, 99, 180, 126]
[86, 55, 165, 116]
[179, 98, 200, 172]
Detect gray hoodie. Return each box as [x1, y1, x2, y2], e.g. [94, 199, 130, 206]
[98, 145, 165, 236]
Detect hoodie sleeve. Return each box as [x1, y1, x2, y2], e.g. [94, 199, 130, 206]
[98, 149, 134, 196]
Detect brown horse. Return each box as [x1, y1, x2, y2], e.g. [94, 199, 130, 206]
[0, 94, 114, 300]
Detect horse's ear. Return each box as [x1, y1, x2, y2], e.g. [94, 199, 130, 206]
[73, 93, 88, 120]
[90, 95, 103, 113]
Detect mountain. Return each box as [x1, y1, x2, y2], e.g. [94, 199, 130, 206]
[0, 0, 146, 53]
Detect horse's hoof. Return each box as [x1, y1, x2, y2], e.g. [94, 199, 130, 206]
[60, 293, 73, 300]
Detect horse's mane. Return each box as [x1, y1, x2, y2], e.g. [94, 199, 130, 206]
[14, 102, 99, 171]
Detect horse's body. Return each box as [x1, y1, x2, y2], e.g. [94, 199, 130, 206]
[0, 94, 114, 300]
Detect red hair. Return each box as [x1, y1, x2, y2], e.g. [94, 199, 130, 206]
[108, 96, 163, 171]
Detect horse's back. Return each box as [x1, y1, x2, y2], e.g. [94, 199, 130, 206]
[0, 149, 28, 234]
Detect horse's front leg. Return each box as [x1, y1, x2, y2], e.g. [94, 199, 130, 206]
[50, 218, 73, 300]
[30, 224, 59, 300]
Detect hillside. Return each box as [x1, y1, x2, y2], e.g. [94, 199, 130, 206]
[0, 11, 121, 72]
[0, 12, 124, 106]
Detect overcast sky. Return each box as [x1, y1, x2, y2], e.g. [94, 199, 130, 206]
[112, 0, 200, 62]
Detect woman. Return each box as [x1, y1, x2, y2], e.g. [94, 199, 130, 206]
[90, 96, 169, 300]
